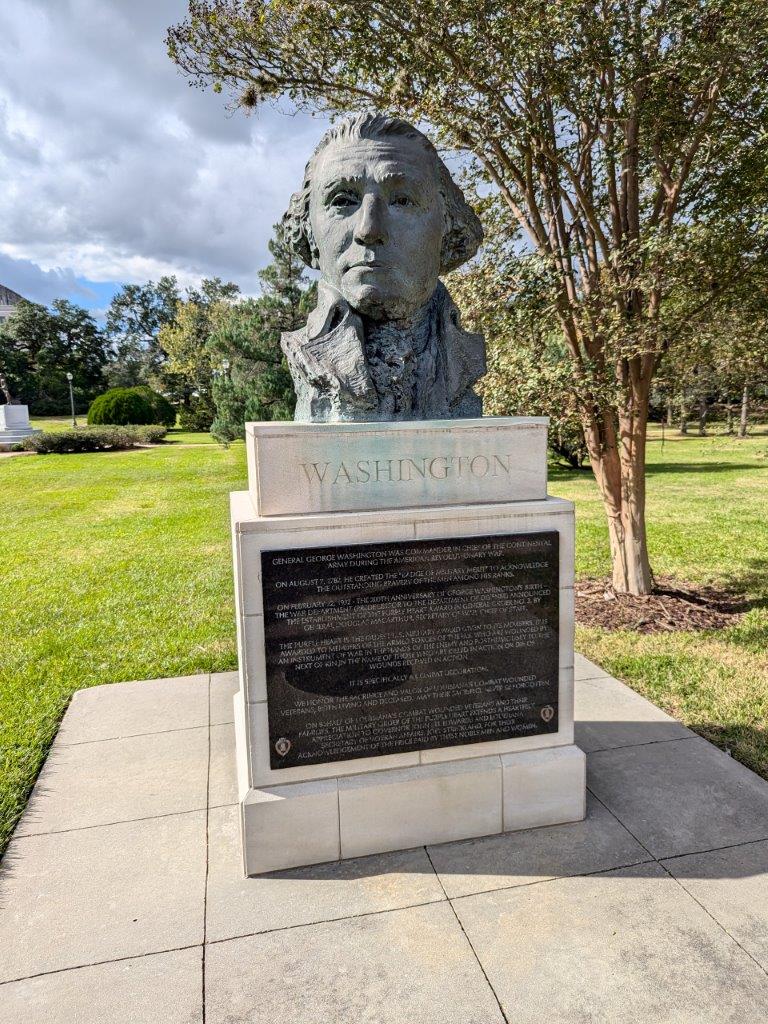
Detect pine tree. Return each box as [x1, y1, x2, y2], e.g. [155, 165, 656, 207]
[209, 223, 315, 443]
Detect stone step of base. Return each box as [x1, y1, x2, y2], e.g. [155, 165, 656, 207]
[0, 429, 41, 445]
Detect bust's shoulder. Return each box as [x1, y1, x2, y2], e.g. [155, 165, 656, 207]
[280, 324, 307, 359]
[436, 282, 486, 383]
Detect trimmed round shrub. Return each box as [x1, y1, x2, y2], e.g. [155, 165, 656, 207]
[87, 387, 155, 426]
[133, 386, 177, 428]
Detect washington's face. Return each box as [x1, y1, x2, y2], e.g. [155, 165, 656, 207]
[308, 136, 444, 321]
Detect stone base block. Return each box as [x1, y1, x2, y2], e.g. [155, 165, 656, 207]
[239, 744, 586, 875]
[241, 778, 340, 876]
[339, 757, 503, 859]
[502, 745, 586, 831]
[0, 427, 39, 448]
[0, 403, 32, 430]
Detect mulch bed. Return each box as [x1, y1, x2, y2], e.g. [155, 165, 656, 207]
[575, 575, 748, 633]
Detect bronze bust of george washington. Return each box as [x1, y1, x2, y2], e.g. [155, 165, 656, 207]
[281, 113, 486, 422]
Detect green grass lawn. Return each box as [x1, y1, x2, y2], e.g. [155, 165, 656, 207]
[552, 424, 768, 785]
[1, 425, 767, 853]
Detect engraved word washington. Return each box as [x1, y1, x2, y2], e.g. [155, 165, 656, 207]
[300, 453, 515, 486]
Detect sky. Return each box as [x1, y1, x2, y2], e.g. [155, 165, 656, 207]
[0, 0, 328, 317]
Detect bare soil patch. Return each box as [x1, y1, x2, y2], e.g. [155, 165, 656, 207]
[575, 575, 748, 633]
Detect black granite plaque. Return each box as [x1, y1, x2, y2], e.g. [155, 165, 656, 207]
[262, 532, 559, 769]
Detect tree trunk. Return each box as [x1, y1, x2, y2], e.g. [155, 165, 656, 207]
[583, 398, 653, 597]
[725, 401, 734, 434]
[739, 383, 749, 438]
[665, 397, 673, 427]
[698, 394, 708, 436]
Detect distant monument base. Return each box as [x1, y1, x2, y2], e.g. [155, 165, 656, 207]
[231, 418, 584, 876]
[0, 404, 39, 449]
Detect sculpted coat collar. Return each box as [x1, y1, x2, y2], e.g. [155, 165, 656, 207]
[281, 281, 486, 423]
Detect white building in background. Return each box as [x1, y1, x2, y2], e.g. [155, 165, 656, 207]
[0, 284, 24, 322]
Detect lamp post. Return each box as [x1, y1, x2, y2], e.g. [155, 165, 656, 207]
[66, 372, 77, 427]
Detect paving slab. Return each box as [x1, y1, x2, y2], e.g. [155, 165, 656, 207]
[587, 736, 768, 859]
[575, 674, 693, 753]
[662, 839, 768, 971]
[0, 811, 206, 982]
[17, 727, 209, 836]
[0, 946, 203, 1024]
[204, 902, 505, 1024]
[205, 804, 445, 943]
[210, 671, 238, 725]
[5, 663, 768, 1021]
[57, 675, 209, 744]
[208, 723, 238, 808]
[574, 651, 611, 681]
[454, 862, 768, 1023]
[427, 794, 649, 898]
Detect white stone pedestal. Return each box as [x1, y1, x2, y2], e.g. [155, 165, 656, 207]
[0, 404, 39, 448]
[231, 417, 584, 876]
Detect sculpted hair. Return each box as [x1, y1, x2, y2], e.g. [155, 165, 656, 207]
[283, 112, 482, 274]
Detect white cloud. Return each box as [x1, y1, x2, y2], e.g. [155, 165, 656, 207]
[0, 0, 328, 299]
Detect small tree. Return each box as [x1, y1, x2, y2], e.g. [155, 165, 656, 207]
[209, 223, 315, 442]
[169, 1, 768, 594]
[104, 277, 180, 388]
[158, 277, 240, 430]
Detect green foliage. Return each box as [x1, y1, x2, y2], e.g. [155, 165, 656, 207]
[103, 275, 241, 431]
[133, 385, 177, 428]
[450, 250, 591, 468]
[0, 299, 107, 414]
[158, 277, 241, 431]
[88, 387, 155, 425]
[167, 0, 768, 593]
[104, 277, 180, 388]
[20, 424, 167, 454]
[88, 386, 178, 427]
[177, 395, 216, 432]
[135, 425, 169, 444]
[209, 223, 312, 443]
[652, 234, 768, 433]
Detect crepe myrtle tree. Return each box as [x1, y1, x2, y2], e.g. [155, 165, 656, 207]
[446, 211, 590, 468]
[168, 0, 768, 594]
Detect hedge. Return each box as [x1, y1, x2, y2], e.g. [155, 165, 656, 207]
[18, 425, 167, 454]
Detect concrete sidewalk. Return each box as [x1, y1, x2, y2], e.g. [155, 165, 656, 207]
[2, 656, 768, 1022]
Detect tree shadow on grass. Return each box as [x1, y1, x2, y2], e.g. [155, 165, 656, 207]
[720, 558, 768, 593]
[548, 459, 767, 483]
[645, 461, 768, 475]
